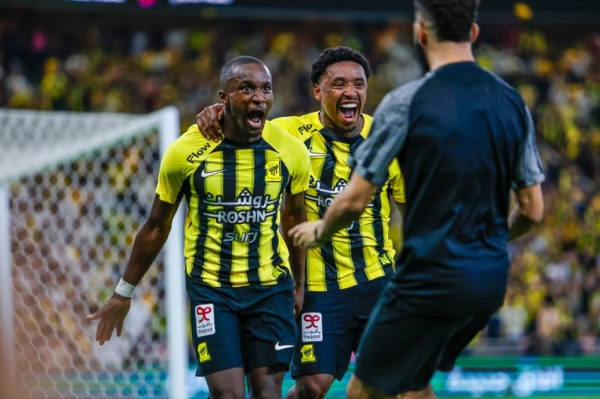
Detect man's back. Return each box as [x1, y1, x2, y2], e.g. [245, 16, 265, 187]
[355, 62, 544, 316]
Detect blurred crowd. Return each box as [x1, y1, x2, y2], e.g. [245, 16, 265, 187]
[2, 9, 599, 357]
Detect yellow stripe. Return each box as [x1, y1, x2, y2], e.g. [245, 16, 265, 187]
[359, 207, 386, 281]
[333, 231, 357, 289]
[230, 149, 252, 287]
[200, 153, 224, 286]
[306, 248, 326, 291]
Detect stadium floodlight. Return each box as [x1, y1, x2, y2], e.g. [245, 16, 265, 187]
[0, 107, 187, 399]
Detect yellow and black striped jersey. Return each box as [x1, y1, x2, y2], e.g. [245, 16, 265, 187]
[156, 122, 310, 288]
[272, 112, 405, 291]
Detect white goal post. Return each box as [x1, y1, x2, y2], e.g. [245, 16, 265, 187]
[0, 107, 188, 399]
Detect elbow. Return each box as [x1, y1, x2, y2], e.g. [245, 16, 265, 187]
[522, 202, 544, 225]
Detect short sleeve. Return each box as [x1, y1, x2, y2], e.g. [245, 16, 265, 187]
[512, 106, 545, 189]
[350, 78, 428, 186]
[287, 144, 310, 195]
[388, 158, 406, 204]
[156, 143, 187, 204]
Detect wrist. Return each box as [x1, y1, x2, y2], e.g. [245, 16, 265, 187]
[314, 222, 327, 243]
[115, 278, 136, 298]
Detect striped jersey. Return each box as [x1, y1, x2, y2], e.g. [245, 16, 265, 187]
[272, 112, 405, 291]
[156, 122, 310, 288]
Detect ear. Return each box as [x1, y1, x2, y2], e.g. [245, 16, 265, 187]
[218, 90, 228, 104]
[414, 21, 428, 46]
[313, 83, 322, 101]
[470, 23, 480, 43]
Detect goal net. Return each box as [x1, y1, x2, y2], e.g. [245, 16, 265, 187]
[0, 107, 188, 399]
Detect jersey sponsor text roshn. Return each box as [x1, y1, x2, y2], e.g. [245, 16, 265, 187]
[156, 122, 310, 288]
[272, 112, 405, 291]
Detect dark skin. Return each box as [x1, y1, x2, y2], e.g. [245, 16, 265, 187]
[199, 60, 403, 399]
[197, 60, 368, 142]
[88, 62, 307, 399]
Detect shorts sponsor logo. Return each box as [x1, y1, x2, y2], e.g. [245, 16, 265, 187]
[197, 342, 211, 363]
[195, 304, 215, 337]
[301, 312, 323, 342]
[300, 344, 316, 363]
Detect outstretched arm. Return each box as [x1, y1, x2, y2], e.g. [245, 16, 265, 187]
[87, 195, 179, 345]
[280, 191, 307, 317]
[290, 173, 376, 249]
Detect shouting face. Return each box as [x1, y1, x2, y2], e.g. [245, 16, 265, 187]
[314, 60, 367, 136]
[220, 62, 273, 141]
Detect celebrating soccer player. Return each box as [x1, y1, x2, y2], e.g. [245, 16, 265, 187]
[197, 46, 405, 399]
[88, 56, 311, 399]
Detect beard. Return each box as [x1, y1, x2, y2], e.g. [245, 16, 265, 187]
[413, 42, 430, 75]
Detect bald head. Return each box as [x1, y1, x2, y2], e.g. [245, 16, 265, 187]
[220, 56, 267, 90]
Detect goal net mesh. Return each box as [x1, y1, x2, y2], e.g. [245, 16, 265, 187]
[1, 108, 173, 399]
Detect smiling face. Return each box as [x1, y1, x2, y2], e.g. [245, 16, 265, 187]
[219, 62, 273, 141]
[314, 60, 367, 136]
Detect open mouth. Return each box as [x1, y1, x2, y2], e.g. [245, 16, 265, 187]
[340, 103, 358, 122]
[247, 109, 265, 130]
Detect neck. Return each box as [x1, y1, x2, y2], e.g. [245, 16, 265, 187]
[426, 41, 474, 71]
[222, 117, 261, 143]
[319, 112, 364, 139]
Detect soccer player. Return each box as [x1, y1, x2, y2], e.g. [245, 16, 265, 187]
[87, 56, 311, 399]
[196, 46, 405, 399]
[289, 1, 545, 398]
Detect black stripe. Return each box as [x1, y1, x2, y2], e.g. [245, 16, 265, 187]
[371, 190, 387, 258]
[319, 130, 337, 186]
[349, 227, 368, 285]
[269, 144, 288, 273]
[315, 131, 339, 290]
[179, 176, 191, 205]
[218, 147, 238, 287]
[321, 242, 339, 290]
[247, 149, 264, 285]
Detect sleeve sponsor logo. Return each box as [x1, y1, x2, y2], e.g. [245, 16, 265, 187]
[187, 143, 212, 163]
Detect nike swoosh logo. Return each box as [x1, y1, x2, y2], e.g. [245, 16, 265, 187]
[200, 169, 225, 178]
[308, 150, 327, 157]
[274, 342, 294, 350]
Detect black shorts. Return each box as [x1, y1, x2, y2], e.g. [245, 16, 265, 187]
[291, 277, 387, 381]
[354, 281, 497, 395]
[187, 276, 296, 377]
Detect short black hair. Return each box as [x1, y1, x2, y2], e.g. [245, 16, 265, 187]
[310, 46, 372, 85]
[415, 0, 479, 42]
[220, 56, 266, 89]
